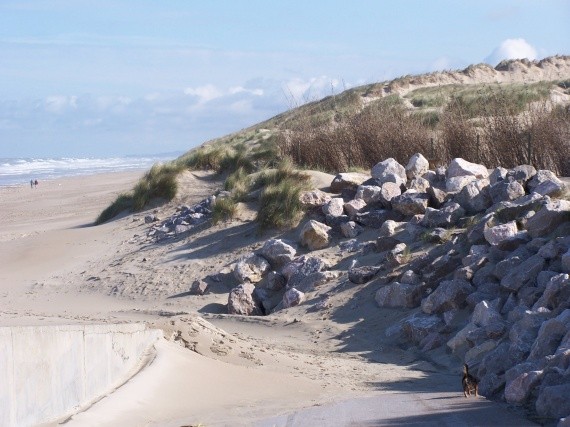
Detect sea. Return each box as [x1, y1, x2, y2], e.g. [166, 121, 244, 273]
[0, 153, 182, 187]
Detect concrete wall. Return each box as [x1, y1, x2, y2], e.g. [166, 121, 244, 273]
[0, 323, 161, 427]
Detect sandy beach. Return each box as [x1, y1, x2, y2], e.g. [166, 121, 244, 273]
[0, 171, 537, 426]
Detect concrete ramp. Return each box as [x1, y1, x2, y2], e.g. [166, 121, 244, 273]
[0, 323, 162, 427]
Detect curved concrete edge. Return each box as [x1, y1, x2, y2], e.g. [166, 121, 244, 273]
[0, 323, 162, 427]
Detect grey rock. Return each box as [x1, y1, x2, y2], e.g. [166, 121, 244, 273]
[379, 182, 402, 208]
[258, 239, 297, 270]
[505, 370, 544, 404]
[421, 279, 474, 314]
[526, 199, 570, 238]
[489, 180, 526, 204]
[348, 265, 381, 284]
[536, 383, 570, 419]
[371, 158, 407, 187]
[447, 158, 489, 179]
[408, 176, 431, 193]
[355, 185, 383, 204]
[228, 283, 262, 315]
[375, 282, 423, 308]
[421, 202, 465, 228]
[427, 186, 450, 208]
[322, 197, 345, 217]
[344, 198, 367, 218]
[489, 167, 508, 185]
[446, 175, 478, 193]
[509, 309, 551, 356]
[484, 221, 519, 246]
[501, 254, 545, 291]
[406, 153, 430, 180]
[528, 169, 566, 197]
[282, 288, 305, 309]
[234, 254, 271, 284]
[391, 192, 430, 216]
[330, 172, 370, 193]
[454, 179, 492, 214]
[533, 274, 570, 311]
[528, 309, 570, 361]
[340, 221, 363, 238]
[299, 189, 331, 208]
[401, 313, 444, 344]
[472, 300, 503, 327]
[189, 280, 208, 295]
[299, 220, 331, 250]
[507, 164, 537, 183]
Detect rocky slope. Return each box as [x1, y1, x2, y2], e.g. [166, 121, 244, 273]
[142, 154, 570, 423]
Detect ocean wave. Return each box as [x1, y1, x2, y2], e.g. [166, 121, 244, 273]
[0, 154, 181, 187]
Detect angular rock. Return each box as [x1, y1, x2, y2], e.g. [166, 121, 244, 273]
[340, 221, 363, 238]
[447, 158, 489, 179]
[378, 219, 405, 237]
[379, 182, 402, 208]
[465, 340, 498, 367]
[349, 265, 381, 284]
[536, 383, 570, 419]
[528, 170, 566, 197]
[375, 282, 423, 308]
[421, 203, 465, 228]
[489, 167, 508, 185]
[391, 192, 430, 216]
[421, 279, 474, 314]
[356, 209, 400, 228]
[526, 199, 570, 238]
[501, 254, 545, 291]
[300, 220, 331, 250]
[490, 193, 543, 222]
[406, 153, 429, 180]
[472, 300, 502, 327]
[446, 175, 478, 193]
[528, 310, 570, 361]
[258, 239, 297, 270]
[330, 172, 370, 193]
[281, 256, 328, 281]
[189, 279, 208, 295]
[355, 185, 382, 204]
[562, 249, 570, 273]
[322, 197, 345, 217]
[427, 186, 450, 208]
[401, 314, 444, 344]
[282, 288, 305, 309]
[507, 165, 537, 183]
[234, 254, 271, 284]
[228, 282, 262, 315]
[489, 180, 526, 204]
[454, 179, 492, 214]
[533, 273, 570, 309]
[386, 243, 408, 267]
[408, 176, 431, 193]
[505, 370, 544, 404]
[371, 158, 407, 187]
[344, 198, 367, 218]
[299, 189, 331, 208]
[509, 309, 551, 357]
[484, 221, 519, 246]
[256, 271, 286, 292]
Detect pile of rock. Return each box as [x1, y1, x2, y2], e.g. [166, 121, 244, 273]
[147, 195, 217, 240]
[314, 154, 568, 421]
[226, 238, 339, 315]
[215, 153, 568, 421]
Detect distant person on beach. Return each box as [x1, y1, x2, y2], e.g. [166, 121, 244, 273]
[34, 179, 38, 187]
[30, 179, 34, 189]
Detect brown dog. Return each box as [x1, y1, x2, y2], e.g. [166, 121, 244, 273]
[462, 363, 479, 397]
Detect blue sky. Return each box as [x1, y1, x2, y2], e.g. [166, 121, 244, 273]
[1, 1, 569, 158]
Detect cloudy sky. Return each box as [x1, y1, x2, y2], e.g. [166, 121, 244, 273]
[1, 1, 569, 158]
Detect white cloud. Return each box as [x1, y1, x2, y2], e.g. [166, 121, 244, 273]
[44, 95, 78, 113]
[183, 84, 223, 103]
[283, 76, 341, 105]
[229, 86, 263, 96]
[485, 38, 538, 65]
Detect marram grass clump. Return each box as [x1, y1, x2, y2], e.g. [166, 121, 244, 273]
[95, 162, 179, 225]
[256, 159, 312, 230]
